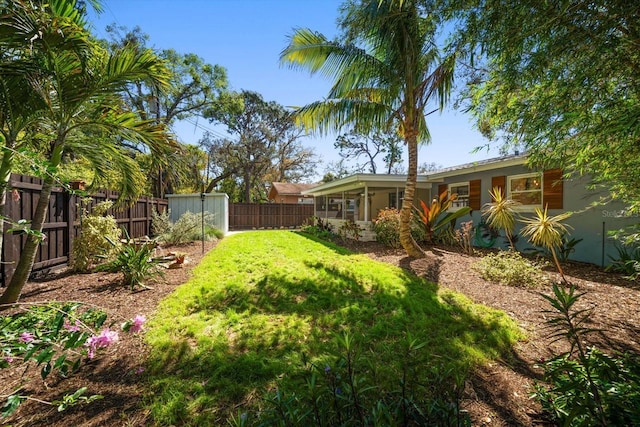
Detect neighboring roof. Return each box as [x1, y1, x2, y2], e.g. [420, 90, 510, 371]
[269, 182, 318, 196]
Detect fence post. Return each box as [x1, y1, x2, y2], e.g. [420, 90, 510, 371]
[66, 189, 76, 266]
[146, 197, 151, 237]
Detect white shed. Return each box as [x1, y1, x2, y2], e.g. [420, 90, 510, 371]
[166, 193, 229, 234]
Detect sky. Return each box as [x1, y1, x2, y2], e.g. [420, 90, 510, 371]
[87, 0, 498, 181]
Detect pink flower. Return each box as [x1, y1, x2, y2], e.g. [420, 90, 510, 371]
[129, 315, 146, 333]
[3, 355, 13, 364]
[19, 332, 35, 343]
[64, 319, 81, 332]
[10, 189, 20, 202]
[85, 328, 119, 359]
[136, 366, 145, 374]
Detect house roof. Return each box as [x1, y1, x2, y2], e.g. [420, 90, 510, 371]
[301, 154, 529, 196]
[301, 174, 433, 197]
[269, 182, 318, 196]
[426, 153, 528, 180]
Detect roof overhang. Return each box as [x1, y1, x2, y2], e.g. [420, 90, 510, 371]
[302, 174, 434, 197]
[425, 155, 528, 181]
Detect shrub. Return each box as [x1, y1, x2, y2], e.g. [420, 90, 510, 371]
[96, 234, 164, 290]
[0, 303, 146, 417]
[233, 332, 470, 427]
[606, 244, 640, 279]
[532, 283, 640, 425]
[71, 200, 121, 272]
[456, 220, 474, 255]
[473, 251, 548, 288]
[337, 219, 363, 241]
[373, 208, 401, 248]
[300, 216, 335, 240]
[150, 208, 171, 238]
[414, 192, 471, 244]
[157, 211, 219, 246]
[372, 208, 424, 248]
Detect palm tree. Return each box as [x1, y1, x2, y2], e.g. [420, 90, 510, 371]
[280, 0, 455, 258]
[0, 0, 98, 271]
[521, 206, 572, 283]
[482, 186, 520, 250]
[0, 1, 173, 305]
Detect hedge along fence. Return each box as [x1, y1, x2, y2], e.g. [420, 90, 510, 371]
[2, 173, 168, 286]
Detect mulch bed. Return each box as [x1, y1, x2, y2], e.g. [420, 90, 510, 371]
[3, 236, 640, 426]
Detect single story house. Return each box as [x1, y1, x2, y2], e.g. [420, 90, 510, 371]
[268, 182, 318, 204]
[302, 154, 637, 266]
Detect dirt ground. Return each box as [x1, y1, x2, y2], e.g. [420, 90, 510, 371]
[2, 235, 640, 426]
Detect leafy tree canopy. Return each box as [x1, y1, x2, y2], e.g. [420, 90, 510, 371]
[445, 0, 640, 212]
[104, 25, 242, 197]
[204, 90, 317, 202]
[334, 129, 403, 174]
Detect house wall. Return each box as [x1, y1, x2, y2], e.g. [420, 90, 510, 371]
[363, 188, 431, 221]
[430, 165, 637, 266]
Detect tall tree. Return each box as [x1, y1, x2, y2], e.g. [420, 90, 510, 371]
[205, 90, 316, 202]
[281, 0, 456, 257]
[106, 25, 240, 197]
[0, 0, 98, 283]
[334, 129, 403, 174]
[446, 0, 640, 214]
[0, 0, 173, 305]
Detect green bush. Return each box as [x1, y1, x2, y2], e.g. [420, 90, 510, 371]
[71, 200, 121, 272]
[606, 244, 640, 279]
[372, 208, 426, 248]
[150, 208, 171, 238]
[473, 250, 548, 288]
[231, 332, 470, 427]
[0, 303, 108, 417]
[532, 283, 640, 425]
[337, 219, 363, 241]
[300, 216, 335, 240]
[157, 211, 220, 246]
[96, 236, 164, 290]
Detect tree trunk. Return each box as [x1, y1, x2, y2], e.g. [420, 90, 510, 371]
[0, 146, 15, 271]
[0, 145, 61, 306]
[399, 132, 425, 259]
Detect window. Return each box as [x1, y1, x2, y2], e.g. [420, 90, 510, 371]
[448, 182, 469, 210]
[389, 191, 404, 209]
[508, 173, 542, 208]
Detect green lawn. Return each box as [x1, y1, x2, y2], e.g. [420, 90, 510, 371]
[143, 231, 523, 425]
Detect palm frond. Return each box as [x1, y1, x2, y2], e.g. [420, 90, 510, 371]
[293, 98, 393, 137]
[520, 206, 573, 249]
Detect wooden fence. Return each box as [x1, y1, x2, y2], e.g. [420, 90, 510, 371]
[229, 203, 314, 230]
[2, 173, 167, 285]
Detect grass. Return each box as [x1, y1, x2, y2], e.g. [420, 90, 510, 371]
[143, 231, 524, 425]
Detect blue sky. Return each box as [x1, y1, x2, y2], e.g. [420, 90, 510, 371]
[88, 0, 498, 180]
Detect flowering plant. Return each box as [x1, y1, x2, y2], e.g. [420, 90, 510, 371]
[0, 302, 146, 417]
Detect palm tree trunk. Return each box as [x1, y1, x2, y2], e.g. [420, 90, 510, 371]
[0, 146, 15, 269]
[399, 132, 425, 259]
[0, 145, 61, 306]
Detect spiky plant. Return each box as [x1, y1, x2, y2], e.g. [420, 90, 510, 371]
[482, 186, 520, 250]
[520, 206, 572, 282]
